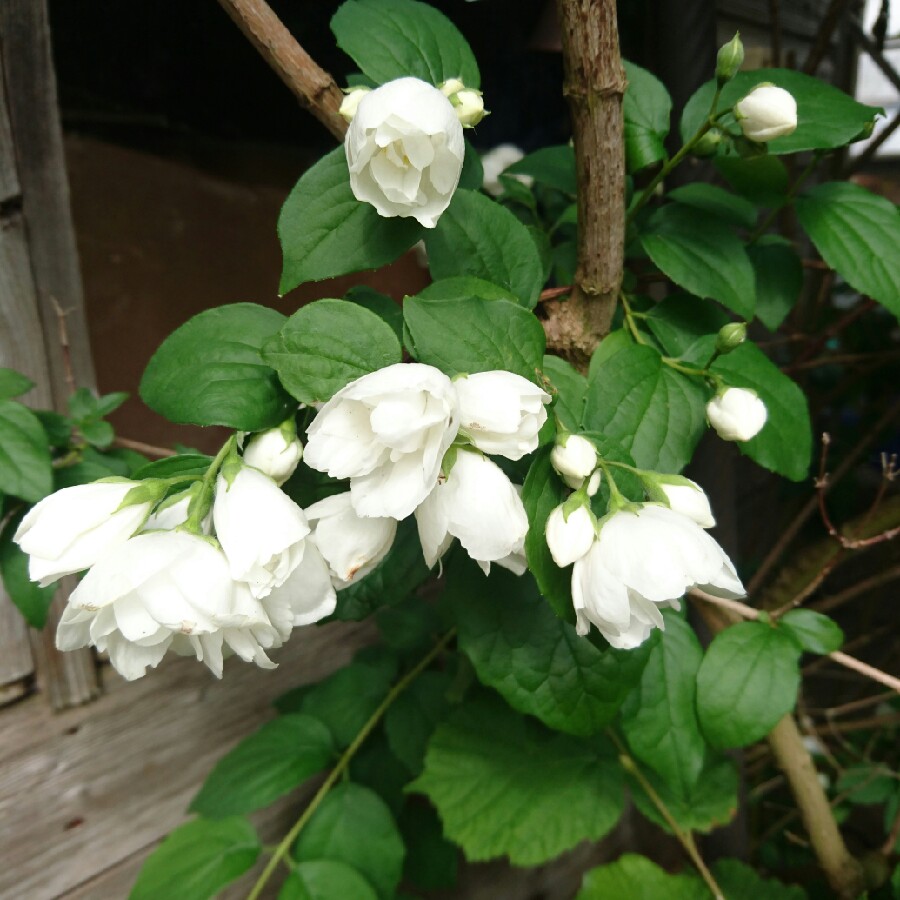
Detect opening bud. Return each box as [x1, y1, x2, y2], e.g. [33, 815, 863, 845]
[706, 387, 767, 442]
[734, 84, 797, 143]
[715, 322, 747, 355]
[716, 33, 744, 83]
[545, 502, 596, 568]
[440, 78, 486, 127]
[550, 434, 598, 489]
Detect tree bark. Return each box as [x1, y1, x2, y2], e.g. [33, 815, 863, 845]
[546, 0, 626, 368]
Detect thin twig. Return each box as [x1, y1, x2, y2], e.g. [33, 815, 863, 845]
[813, 563, 900, 614]
[112, 436, 176, 458]
[51, 296, 77, 397]
[803, 0, 855, 74]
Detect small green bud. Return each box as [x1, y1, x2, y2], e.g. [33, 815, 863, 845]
[716, 33, 744, 83]
[716, 322, 748, 354]
[692, 129, 724, 157]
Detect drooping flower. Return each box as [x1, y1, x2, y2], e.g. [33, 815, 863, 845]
[305, 492, 396, 587]
[415, 449, 528, 574]
[242, 423, 303, 486]
[259, 541, 337, 628]
[480, 143, 528, 196]
[141, 484, 211, 534]
[213, 465, 310, 598]
[657, 477, 716, 529]
[55, 531, 283, 681]
[304, 363, 458, 520]
[454, 371, 550, 460]
[550, 434, 598, 489]
[572, 505, 744, 649]
[706, 387, 767, 442]
[345, 77, 465, 228]
[545, 503, 596, 568]
[14, 480, 157, 587]
[734, 84, 797, 142]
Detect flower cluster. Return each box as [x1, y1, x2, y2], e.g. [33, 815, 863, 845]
[544, 436, 745, 649]
[303, 362, 549, 575]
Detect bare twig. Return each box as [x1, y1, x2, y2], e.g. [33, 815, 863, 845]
[51, 296, 76, 397]
[803, 0, 855, 74]
[112, 436, 176, 458]
[217, 0, 347, 140]
[813, 563, 900, 614]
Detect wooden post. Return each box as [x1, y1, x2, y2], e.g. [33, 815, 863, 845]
[0, 0, 99, 707]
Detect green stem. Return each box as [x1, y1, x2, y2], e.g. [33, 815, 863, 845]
[595, 458, 629, 509]
[246, 628, 458, 900]
[661, 357, 711, 379]
[748, 152, 822, 244]
[184, 434, 237, 532]
[610, 732, 725, 899]
[620, 293, 648, 345]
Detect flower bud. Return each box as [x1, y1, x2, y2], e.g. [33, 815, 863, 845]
[715, 322, 747, 355]
[243, 423, 303, 486]
[338, 87, 370, 123]
[550, 434, 598, 489]
[586, 469, 602, 497]
[716, 33, 744, 83]
[441, 79, 486, 127]
[692, 129, 724, 157]
[706, 387, 768, 442]
[545, 504, 595, 568]
[658, 478, 716, 529]
[734, 85, 797, 142]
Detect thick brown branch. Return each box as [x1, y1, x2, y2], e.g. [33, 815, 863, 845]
[549, 0, 626, 368]
[217, 0, 347, 140]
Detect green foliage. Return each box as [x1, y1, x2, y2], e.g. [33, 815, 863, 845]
[643, 293, 729, 357]
[622, 61, 672, 172]
[780, 609, 844, 655]
[190, 715, 334, 818]
[542, 354, 587, 431]
[506, 144, 576, 194]
[344, 286, 403, 341]
[796, 181, 900, 319]
[331, 0, 480, 88]
[715, 155, 789, 208]
[262, 299, 402, 404]
[278, 149, 422, 293]
[384, 670, 450, 773]
[448, 561, 651, 735]
[583, 340, 707, 473]
[130, 817, 260, 900]
[293, 783, 405, 900]
[0, 400, 53, 502]
[410, 692, 623, 865]
[423, 189, 544, 307]
[639, 204, 756, 319]
[397, 801, 459, 890]
[278, 861, 378, 900]
[139, 303, 293, 431]
[748, 237, 803, 331]
[0, 368, 34, 400]
[681, 68, 880, 154]
[668, 183, 757, 230]
[696, 621, 802, 749]
[404, 293, 545, 380]
[0, 521, 55, 628]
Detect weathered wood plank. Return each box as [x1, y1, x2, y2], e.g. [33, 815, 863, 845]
[0, 50, 20, 205]
[0, 620, 376, 900]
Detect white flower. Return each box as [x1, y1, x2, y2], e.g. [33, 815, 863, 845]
[440, 78, 485, 128]
[545, 504, 595, 568]
[550, 434, 598, 489]
[243, 426, 303, 486]
[586, 469, 602, 497]
[304, 363, 459, 520]
[481, 143, 529, 196]
[306, 492, 396, 586]
[339, 86, 370, 123]
[213, 466, 310, 598]
[56, 531, 282, 680]
[735, 85, 797, 142]
[658, 478, 716, 529]
[14, 480, 154, 587]
[572, 505, 744, 649]
[706, 387, 768, 442]
[260, 541, 337, 627]
[142, 486, 211, 534]
[415, 450, 528, 574]
[455, 371, 549, 460]
[345, 77, 465, 228]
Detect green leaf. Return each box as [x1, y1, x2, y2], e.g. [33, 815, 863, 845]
[139, 303, 293, 431]
[712, 859, 807, 900]
[668, 183, 757, 230]
[542, 354, 587, 431]
[35, 410, 71, 448]
[262, 299, 401, 405]
[79, 418, 114, 449]
[291, 653, 397, 749]
[715, 156, 789, 208]
[134, 453, 211, 481]
[384, 670, 450, 774]
[189, 715, 333, 818]
[644, 293, 730, 358]
[344, 287, 403, 342]
[711, 341, 812, 481]
[576, 853, 705, 900]
[95, 391, 129, 417]
[681, 69, 880, 155]
[796, 181, 900, 319]
[640, 204, 756, 319]
[748, 238, 803, 331]
[521, 448, 574, 622]
[622, 61, 672, 172]
[330, 0, 479, 88]
[279, 148, 422, 294]
[331, 518, 430, 621]
[411, 275, 519, 305]
[398, 801, 458, 891]
[68, 387, 97, 421]
[505, 145, 576, 195]
[423, 189, 544, 308]
[0, 400, 53, 502]
[293, 783, 405, 900]
[619, 612, 706, 793]
[583, 342, 707, 473]
[0, 368, 34, 401]
[459, 139, 484, 190]
[835, 765, 897, 805]
[53, 447, 134, 489]
[130, 817, 260, 900]
[0, 518, 56, 628]
[410, 692, 623, 865]
[348, 731, 411, 817]
[780, 609, 844, 655]
[376, 595, 443, 658]
[403, 294, 545, 381]
[696, 621, 801, 749]
[448, 561, 651, 735]
[278, 861, 378, 900]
